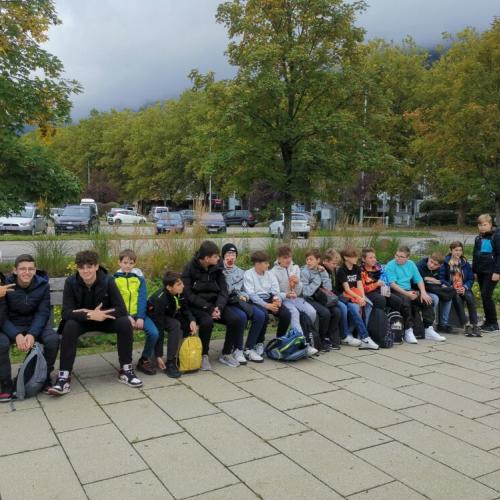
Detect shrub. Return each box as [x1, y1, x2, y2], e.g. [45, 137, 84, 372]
[31, 237, 71, 276]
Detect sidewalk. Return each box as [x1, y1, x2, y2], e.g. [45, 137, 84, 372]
[3, 333, 500, 499]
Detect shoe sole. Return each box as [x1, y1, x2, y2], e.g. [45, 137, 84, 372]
[117, 378, 143, 388]
[359, 345, 379, 350]
[218, 360, 239, 368]
[248, 358, 264, 363]
[47, 388, 70, 396]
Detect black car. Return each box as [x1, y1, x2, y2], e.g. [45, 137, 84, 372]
[223, 209, 256, 227]
[179, 209, 197, 225]
[199, 213, 226, 233]
[55, 205, 100, 234]
[156, 212, 184, 234]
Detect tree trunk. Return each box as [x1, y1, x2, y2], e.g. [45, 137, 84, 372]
[457, 201, 466, 227]
[496, 193, 500, 226]
[281, 142, 294, 241]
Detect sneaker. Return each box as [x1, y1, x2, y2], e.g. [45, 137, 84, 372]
[359, 336, 379, 350]
[219, 354, 240, 368]
[341, 335, 362, 347]
[424, 326, 446, 342]
[404, 328, 418, 344]
[330, 344, 341, 351]
[41, 377, 52, 395]
[481, 323, 500, 333]
[137, 357, 157, 376]
[255, 343, 265, 356]
[244, 348, 264, 363]
[307, 345, 319, 357]
[319, 340, 331, 352]
[201, 354, 212, 371]
[47, 372, 71, 396]
[472, 324, 483, 337]
[0, 380, 14, 403]
[465, 324, 473, 337]
[233, 349, 247, 365]
[118, 364, 143, 388]
[437, 324, 453, 334]
[165, 359, 182, 379]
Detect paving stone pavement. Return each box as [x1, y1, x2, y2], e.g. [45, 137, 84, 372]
[6, 333, 500, 499]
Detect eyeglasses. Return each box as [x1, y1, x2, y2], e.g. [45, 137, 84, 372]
[395, 254, 409, 259]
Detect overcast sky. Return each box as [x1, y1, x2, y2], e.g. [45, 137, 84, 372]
[44, 0, 499, 121]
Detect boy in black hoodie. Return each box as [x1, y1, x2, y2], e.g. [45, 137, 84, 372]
[473, 214, 500, 332]
[148, 271, 197, 378]
[48, 250, 142, 396]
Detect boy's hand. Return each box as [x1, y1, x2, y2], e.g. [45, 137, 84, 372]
[266, 302, 279, 313]
[0, 283, 15, 299]
[211, 307, 221, 320]
[286, 291, 297, 299]
[239, 295, 247, 302]
[420, 292, 433, 305]
[189, 321, 198, 335]
[317, 265, 325, 272]
[406, 290, 419, 301]
[135, 318, 144, 330]
[88, 303, 115, 322]
[493, 273, 500, 282]
[128, 316, 136, 328]
[289, 275, 299, 288]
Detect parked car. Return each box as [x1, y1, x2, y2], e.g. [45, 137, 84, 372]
[148, 206, 169, 222]
[80, 198, 99, 216]
[55, 204, 100, 234]
[49, 208, 64, 223]
[156, 212, 184, 234]
[199, 212, 227, 233]
[223, 209, 257, 227]
[179, 209, 197, 225]
[107, 209, 146, 225]
[0, 204, 48, 235]
[268, 212, 311, 238]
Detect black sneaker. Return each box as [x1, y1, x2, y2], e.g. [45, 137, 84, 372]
[47, 374, 71, 396]
[465, 325, 474, 337]
[437, 324, 453, 334]
[165, 359, 182, 379]
[472, 325, 483, 337]
[118, 364, 143, 388]
[137, 357, 157, 376]
[0, 380, 14, 403]
[481, 324, 499, 333]
[320, 340, 331, 352]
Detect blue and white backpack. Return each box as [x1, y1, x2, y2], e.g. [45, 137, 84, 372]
[265, 328, 309, 361]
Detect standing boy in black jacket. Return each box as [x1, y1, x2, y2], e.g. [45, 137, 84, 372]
[48, 250, 142, 396]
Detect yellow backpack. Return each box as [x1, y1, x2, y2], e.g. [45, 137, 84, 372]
[178, 335, 202, 372]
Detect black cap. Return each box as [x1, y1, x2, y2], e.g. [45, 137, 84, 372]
[221, 243, 238, 259]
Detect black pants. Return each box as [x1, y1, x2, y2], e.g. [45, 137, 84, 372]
[0, 325, 59, 382]
[263, 298, 291, 337]
[391, 291, 434, 329]
[454, 290, 478, 326]
[154, 316, 186, 361]
[307, 299, 340, 345]
[59, 317, 133, 372]
[366, 290, 405, 314]
[477, 273, 498, 325]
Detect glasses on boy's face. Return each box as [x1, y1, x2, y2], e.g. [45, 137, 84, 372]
[395, 254, 408, 260]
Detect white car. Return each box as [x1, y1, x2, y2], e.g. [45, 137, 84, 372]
[269, 212, 311, 238]
[107, 210, 146, 225]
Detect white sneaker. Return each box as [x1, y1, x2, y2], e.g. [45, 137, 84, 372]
[307, 345, 319, 357]
[219, 354, 240, 368]
[425, 326, 446, 342]
[404, 328, 418, 344]
[233, 349, 247, 365]
[201, 354, 212, 371]
[244, 348, 264, 363]
[359, 336, 379, 350]
[255, 343, 265, 356]
[341, 335, 362, 347]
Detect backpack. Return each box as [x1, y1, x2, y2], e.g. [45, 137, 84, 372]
[265, 328, 309, 361]
[178, 335, 202, 372]
[14, 342, 47, 400]
[367, 308, 393, 348]
[299, 310, 320, 350]
[387, 310, 404, 344]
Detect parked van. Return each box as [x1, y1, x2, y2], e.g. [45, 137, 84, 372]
[80, 198, 99, 215]
[148, 206, 169, 222]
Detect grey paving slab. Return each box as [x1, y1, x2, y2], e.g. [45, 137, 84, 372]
[181, 372, 249, 403]
[84, 470, 173, 500]
[241, 357, 289, 371]
[287, 403, 391, 451]
[476, 412, 500, 432]
[477, 470, 500, 492]
[341, 362, 419, 389]
[0, 446, 86, 500]
[347, 481, 427, 500]
[217, 396, 307, 440]
[265, 365, 338, 395]
[211, 363, 266, 383]
[237, 377, 316, 411]
[422, 350, 495, 372]
[41, 392, 110, 433]
[146, 384, 220, 421]
[431, 362, 500, 389]
[80, 373, 146, 405]
[381, 420, 500, 478]
[138, 372, 181, 391]
[230, 453, 340, 499]
[58, 423, 147, 484]
[315, 389, 410, 428]
[0, 396, 39, 414]
[356, 441, 498, 500]
[362, 352, 432, 377]
[0, 407, 57, 456]
[102, 398, 182, 442]
[187, 483, 259, 499]
[486, 398, 500, 409]
[311, 351, 361, 366]
[402, 404, 500, 450]
[292, 358, 357, 382]
[337, 378, 424, 410]
[413, 372, 500, 402]
[272, 430, 392, 497]
[134, 433, 238, 498]
[400, 382, 497, 418]
[72, 353, 117, 377]
[434, 343, 500, 363]
[377, 348, 442, 367]
[181, 412, 277, 466]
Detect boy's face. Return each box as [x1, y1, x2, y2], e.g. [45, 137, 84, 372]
[322, 259, 333, 271]
[306, 255, 320, 268]
[167, 279, 184, 295]
[363, 252, 377, 268]
[394, 251, 409, 266]
[278, 255, 292, 268]
[14, 260, 36, 287]
[254, 261, 269, 273]
[478, 221, 492, 234]
[201, 254, 220, 267]
[451, 246, 463, 259]
[224, 251, 237, 267]
[344, 255, 358, 266]
[78, 264, 98, 284]
[119, 256, 135, 273]
[427, 258, 441, 271]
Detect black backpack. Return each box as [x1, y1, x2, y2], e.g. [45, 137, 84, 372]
[387, 310, 404, 344]
[299, 310, 320, 349]
[368, 307, 393, 348]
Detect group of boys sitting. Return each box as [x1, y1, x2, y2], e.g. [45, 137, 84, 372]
[0, 237, 486, 401]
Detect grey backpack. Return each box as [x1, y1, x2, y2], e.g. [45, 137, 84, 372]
[15, 342, 47, 400]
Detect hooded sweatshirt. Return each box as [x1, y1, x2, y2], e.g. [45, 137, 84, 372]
[472, 228, 500, 275]
[300, 266, 332, 298]
[113, 267, 147, 319]
[243, 268, 280, 306]
[270, 261, 303, 300]
[223, 264, 249, 300]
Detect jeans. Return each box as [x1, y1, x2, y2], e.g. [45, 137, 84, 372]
[339, 297, 369, 339]
[336, 300, 349, 338]
[140, 316, 160, 359]
[245, 304, 268, 350]
[477, 273, 498, 325]
[429, 293, 452, 326]
[454, 289, 478, 326]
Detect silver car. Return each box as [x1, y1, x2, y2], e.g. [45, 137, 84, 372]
[0, 205, 48, 235]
